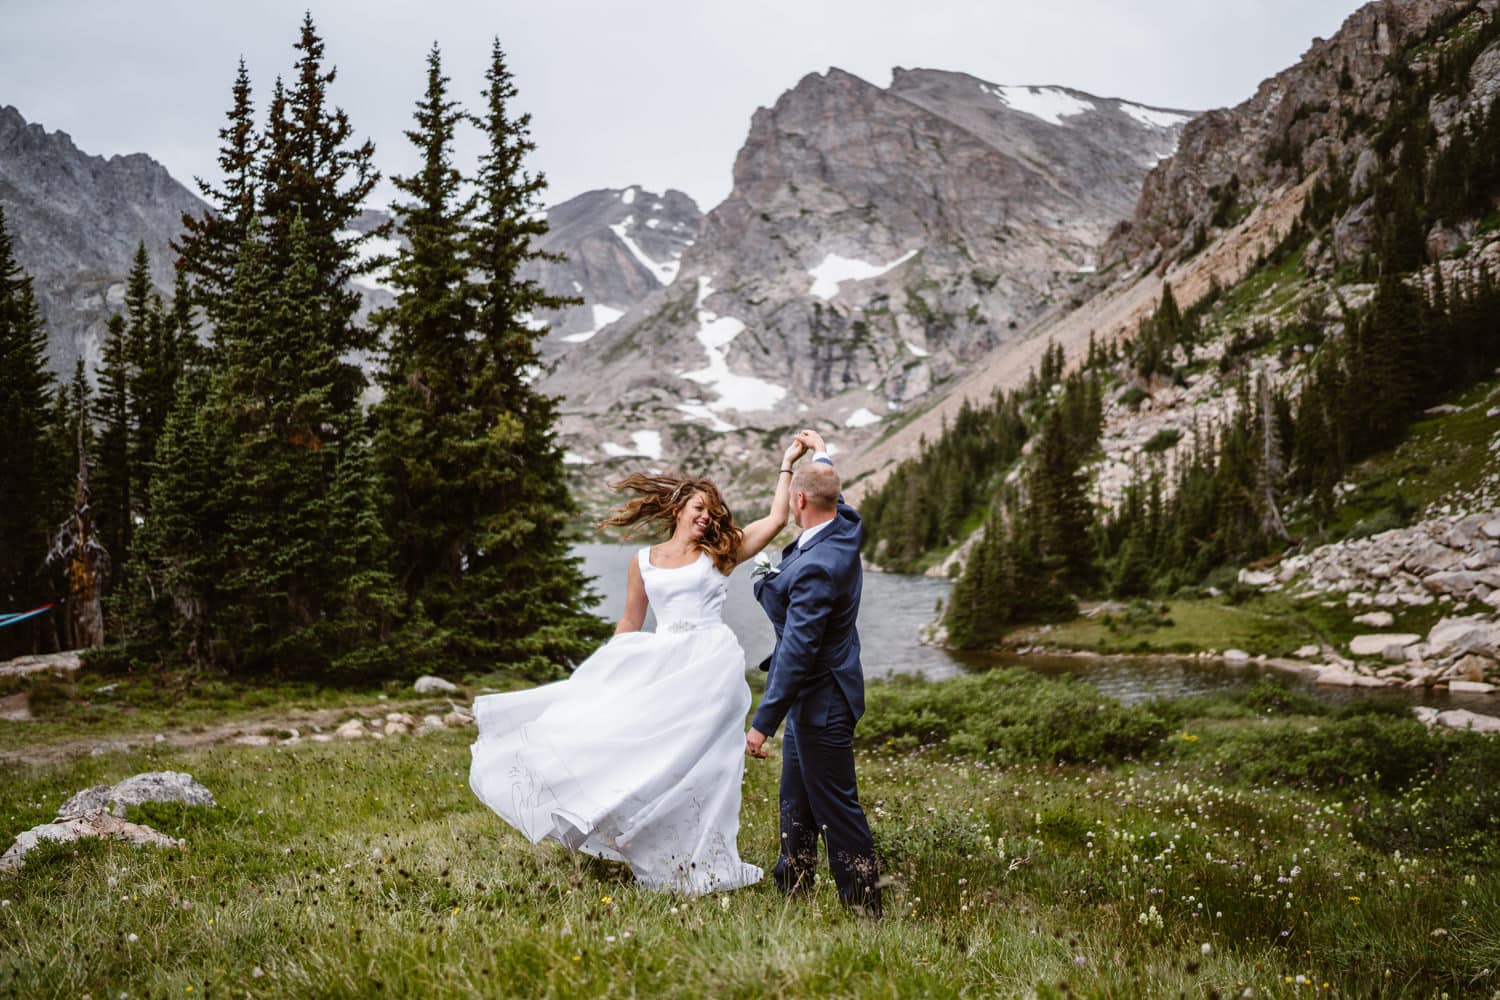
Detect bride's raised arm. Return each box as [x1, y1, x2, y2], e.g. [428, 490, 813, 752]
[735, 439, 807, 565]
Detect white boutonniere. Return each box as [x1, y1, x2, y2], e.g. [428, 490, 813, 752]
[751, 551, 780, 582]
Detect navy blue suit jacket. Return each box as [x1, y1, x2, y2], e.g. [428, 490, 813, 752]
[751, 490, 865, 737]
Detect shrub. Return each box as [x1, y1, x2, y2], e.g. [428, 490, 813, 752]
[861, 669, 1170, 764]
[1141, 428, 1182, 453]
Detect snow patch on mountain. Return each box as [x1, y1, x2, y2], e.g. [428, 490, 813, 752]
[679, 277, 787, 417]
[807, 249, 918, 300]
[610, 216, 680, 285]
[983, 84, 1095, 125]
[561, 304, 626, 344]
[845, 407, 881, 428]
[601, 430, 662, 460]
[1117, 103, 1191, 130]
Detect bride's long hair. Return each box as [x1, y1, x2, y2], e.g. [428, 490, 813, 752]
[600, 473, 743, 575]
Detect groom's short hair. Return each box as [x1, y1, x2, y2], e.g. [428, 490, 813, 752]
[793, 463, 839, 511]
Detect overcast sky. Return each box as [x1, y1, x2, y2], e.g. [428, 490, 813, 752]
[4, 0, 1367, 212]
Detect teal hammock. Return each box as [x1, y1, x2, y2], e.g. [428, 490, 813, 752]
[0, 604, 54, 629]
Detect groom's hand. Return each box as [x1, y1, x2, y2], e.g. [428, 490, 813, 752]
[745, 727, 768, 759]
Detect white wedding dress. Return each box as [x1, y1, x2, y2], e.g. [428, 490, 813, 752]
[469, 547, 764, 894]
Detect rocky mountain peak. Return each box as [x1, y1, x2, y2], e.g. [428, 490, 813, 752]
[544, 67, 1194, 495]
[1103, 0, 1488, 272]
[0, 104, 207, 373]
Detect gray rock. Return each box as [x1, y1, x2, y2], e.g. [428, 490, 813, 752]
[1353, 611, 1395, 628]
[1423, 570, 1480, 596]
[1412, 705, 1441, 726]
[1348, 633, 1420, 657]
[1448, 680, 1498, 695]
[1449, 654, 1494, 682]
[334, 719, 366, 741]
[1222, 648, 1251, 664]
[88, 741, 130, 757]
[59, 772, 216, 819]
[0, 650, 82, 679]
[413, 676, 459, 695]
[1293, 644, 1321, 659]
[1, 813, 182, 872]
[442, 711, 474, 729]
[1427, 617, 1500, 657]
[1436, 709, 1500, 733]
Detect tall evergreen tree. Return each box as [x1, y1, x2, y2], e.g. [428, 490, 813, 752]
[442, 38, 608, 673]
[93, 312, 132, 573]
[375, 43, 478, 607]
[0, 206, 60, 653]
[177, 58, 260, 332]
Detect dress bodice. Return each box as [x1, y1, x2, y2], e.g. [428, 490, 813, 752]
[638, 547, 729, 631]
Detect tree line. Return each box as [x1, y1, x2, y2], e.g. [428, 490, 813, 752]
[0, 16, 607, 678]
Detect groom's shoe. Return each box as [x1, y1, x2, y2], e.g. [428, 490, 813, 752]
[772, 855, 816, 897]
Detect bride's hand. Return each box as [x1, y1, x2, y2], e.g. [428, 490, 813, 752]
[781, 439, 808, 469]
[795, 428, 826, 454]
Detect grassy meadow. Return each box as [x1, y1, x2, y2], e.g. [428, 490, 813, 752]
[2, 669, 1498, 998]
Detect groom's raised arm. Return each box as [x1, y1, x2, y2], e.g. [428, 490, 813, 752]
[750, 563, 834, 738]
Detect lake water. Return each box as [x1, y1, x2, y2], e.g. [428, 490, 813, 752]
[574, 543, 1493, 710]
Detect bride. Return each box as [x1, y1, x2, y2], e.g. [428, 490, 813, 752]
[468, 437, 809, 894]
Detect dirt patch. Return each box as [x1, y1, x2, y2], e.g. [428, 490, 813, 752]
[1, 697, 459, 768]
[0, 691, 31, 721]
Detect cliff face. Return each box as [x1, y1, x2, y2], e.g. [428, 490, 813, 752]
[1102, 0, 1494, 272]
[544, 67, 1191, 484]
[0, 105, 208, 373]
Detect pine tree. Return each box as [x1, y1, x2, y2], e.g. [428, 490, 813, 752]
[177, 58, 260, 332]
[260, 12, 383, 392]
[440, 37, 608, 674]
[375, 43, 479, 604]
[93, 312, 132, 574]
[123, 244, 182, 529]
[0, 206, 60, 654]
[118, 369, 231, 666]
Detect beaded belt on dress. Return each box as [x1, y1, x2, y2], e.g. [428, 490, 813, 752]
[659, 619, 722, 633]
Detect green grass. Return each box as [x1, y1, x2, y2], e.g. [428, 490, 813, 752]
[1314, 376, 1500, 541]
[1009, 596, 1323, 657]
[2, 670, 1497, 997]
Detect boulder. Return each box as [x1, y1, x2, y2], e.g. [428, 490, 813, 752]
[1448, 680, 1498, 695]
[1449, 654, 1494, 682]
[59, 772, 216, 819]
[1435, 709, 1500, 733]
[1422, 571, 1480, 596]
[1353, 611, 1395, 628]
[1405, 543, 1464, 575]
[1237, 570, 1275, 588]
[0, 813, 182, 872]
[1348, 633, 1421, 658]
[1427, 617, 1500, 657]
[1222, 649, 1251, 665]
[334, 719, 367, 741]
[442, 711, 473, 729]
[413, 676, 459, 695]
[416, 714, 446, 736]
[1412, 705, 1441, 726]
[384, 712, 416, 727]
[1294, 644, 1321, 659]
[1484, 518, 1500, 540]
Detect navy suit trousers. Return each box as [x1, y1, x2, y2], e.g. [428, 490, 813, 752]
[774, 693, 881, 914]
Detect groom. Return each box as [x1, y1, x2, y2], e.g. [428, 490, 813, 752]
[745, 429, 881, 915]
